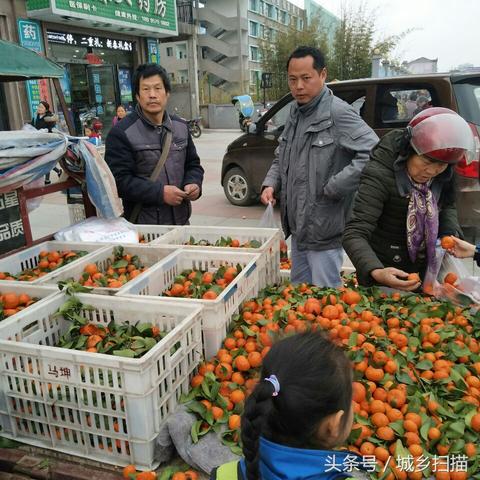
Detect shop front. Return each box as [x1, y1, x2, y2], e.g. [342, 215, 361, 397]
[46, 29, 137, 135]
[25, 0, 178, 136]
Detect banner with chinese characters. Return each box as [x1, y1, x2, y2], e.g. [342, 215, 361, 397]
[17, 19, 52, 119]
[47, 30, 134, 52]
[27, 0, 177, 37]
[0, 192, 26, 255]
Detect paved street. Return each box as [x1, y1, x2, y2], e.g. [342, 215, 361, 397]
[29, 128, 280, 241]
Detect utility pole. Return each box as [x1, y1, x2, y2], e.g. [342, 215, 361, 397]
[187, 0, 200, 118]
[237, 0, 245, 92]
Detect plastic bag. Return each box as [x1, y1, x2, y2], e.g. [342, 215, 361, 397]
[78, 140, 123, 218]
[259, 202, 278, 229]
[54, 216, 139, 243]
[424, 248, 479, 305]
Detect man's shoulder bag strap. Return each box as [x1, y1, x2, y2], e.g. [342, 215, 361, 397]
[129, 130, 173, 223]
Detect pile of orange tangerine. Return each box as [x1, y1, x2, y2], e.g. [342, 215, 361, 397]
[184, 282, 480, 479]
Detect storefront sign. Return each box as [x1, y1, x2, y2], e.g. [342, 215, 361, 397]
[27, 0, 177, 36]
[0, 192, 26, 255]
[147, 38, 160, 64]
[118, 68, 133, 104]
[17, 19, 51, 118]
[47, 30, 134, 52]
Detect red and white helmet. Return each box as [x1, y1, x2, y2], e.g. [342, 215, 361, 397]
[408, 107, 475, 164]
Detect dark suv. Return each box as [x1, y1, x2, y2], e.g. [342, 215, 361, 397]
[221, 73, 480, 239]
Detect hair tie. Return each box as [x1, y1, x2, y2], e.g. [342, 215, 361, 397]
[264, 375, 280, 397]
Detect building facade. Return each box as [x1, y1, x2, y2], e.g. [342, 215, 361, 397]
[159, 0, 338, 102]
[0, 0, 183, 134]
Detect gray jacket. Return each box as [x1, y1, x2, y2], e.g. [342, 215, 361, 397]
[262, 87, 379, 251]
[105, 106, 204, 225]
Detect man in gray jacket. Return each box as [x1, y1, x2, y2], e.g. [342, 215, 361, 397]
[261, 46, 378, 287]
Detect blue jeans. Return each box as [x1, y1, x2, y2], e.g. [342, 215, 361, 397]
[291, 236, 343, 287]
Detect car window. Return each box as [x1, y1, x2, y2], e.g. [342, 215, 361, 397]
[333, 89, 368, 118]
[376, 87, 435, 126]
[453, 79, 480, 126]
[265, 101, 293, 132]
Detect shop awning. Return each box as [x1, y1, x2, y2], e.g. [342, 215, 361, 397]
[0, 39, 64, 81]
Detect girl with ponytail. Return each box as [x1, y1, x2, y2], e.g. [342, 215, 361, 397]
[211, 331, 366, 480]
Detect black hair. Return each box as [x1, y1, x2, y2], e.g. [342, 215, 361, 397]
[39, 100, 50, 111]
[133, 63, 171, 96]
[116, 104, 127, 110]
[241, 331, 352, 480]
[287, 46, 326, 72]
[409, 92, 418, 102]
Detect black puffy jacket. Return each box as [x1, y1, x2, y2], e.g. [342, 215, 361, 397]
[343, 129, 461, 286]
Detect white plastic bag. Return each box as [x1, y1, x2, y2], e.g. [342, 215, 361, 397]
[259, 202, 279, 229]
[54, 216, 139, 244]
[424, 247, 479, 305]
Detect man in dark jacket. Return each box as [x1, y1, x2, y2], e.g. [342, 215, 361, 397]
[261, 46, 378, 287]
[105, 64, 204, 224]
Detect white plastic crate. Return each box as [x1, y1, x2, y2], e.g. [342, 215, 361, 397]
[0, 241, 108, 284]
[152, 226, 281, 288]
[0, 293, 203, 470]
[132, 225, 175, 244]
[0, 283, 59, 324]
[118, 249, 261, 359]
[39, 245, 179, 295]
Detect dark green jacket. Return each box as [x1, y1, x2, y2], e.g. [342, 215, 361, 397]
[343, 129, 461, 286]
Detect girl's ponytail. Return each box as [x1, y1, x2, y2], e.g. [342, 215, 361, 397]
[241, 381, 276, 480]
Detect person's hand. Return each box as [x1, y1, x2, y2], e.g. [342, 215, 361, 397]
[163, 185, 187, 206]
[261, 187, 276, 206]
[446, 236, 475, 259]
[184, 183, 200, 201]
[370, 267, 421, 291]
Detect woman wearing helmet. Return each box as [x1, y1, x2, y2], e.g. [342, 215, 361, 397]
[343, 107, 475, 290]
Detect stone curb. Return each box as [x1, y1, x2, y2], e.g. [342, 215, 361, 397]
[0, 449, 122, 480]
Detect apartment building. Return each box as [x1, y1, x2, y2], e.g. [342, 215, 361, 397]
[159, 0, 338, 99]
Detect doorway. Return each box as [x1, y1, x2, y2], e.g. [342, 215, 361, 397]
[0, 85, 10, 131]
[87, 64, 118, 135]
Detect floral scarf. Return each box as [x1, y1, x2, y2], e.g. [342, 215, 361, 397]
[406, 176, 439, 269]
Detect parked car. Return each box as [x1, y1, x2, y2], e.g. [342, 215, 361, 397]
[221, 73, 480, 240]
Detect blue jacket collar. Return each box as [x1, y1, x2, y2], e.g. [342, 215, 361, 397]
[239, 437, 366, 479]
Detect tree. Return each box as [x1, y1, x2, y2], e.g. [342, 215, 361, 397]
[259, 15, 329, 100]
[328, 3, 407, 81]
[260, 2, 408, 98]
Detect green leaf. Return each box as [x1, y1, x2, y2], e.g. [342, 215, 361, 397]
[451, 343, 472, 358]
[415, 360, 433, 370]
[420, 417, 433, 442]
[112, 349, 136, 358]
[191, 419, 202, 443]
[112, 259, 128, 269]
[249, 239, 262, 249]
[187, 401, 207, 416]
[201, 381, 212, 400]
[395, 371, 415, 385]
[448, 421, 465, 438]
[144, 337, 157, 351]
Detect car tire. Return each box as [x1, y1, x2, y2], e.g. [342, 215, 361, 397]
[223, 167, 254, 206]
